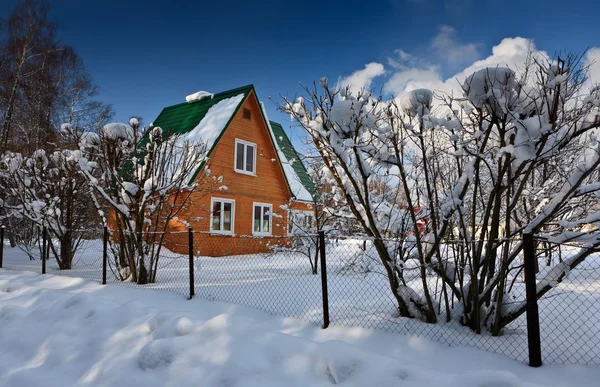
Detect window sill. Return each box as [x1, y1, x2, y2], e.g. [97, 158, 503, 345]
[210, 231, 234, 236]
[234, 168, 256, 177]
[252, 232, 272, 237]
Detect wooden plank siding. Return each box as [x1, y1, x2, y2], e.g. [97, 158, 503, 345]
[163, 90, 315, 256]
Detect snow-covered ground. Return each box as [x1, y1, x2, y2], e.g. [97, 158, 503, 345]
[2, 239, 600, 366]
[0, 269, 599, 387]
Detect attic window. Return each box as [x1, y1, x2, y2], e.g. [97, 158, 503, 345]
[243, 108, 251, 120]
[234, 138, 256, 175]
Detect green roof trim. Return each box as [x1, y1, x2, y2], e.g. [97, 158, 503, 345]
[268, 121, 317, 200]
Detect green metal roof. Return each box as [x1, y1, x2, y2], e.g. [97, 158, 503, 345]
[149, 85, 316, 201]
[152, 85, 254, 138]
[269, 121, 317, 199]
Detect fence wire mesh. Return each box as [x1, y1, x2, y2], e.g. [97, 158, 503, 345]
[533, 239, 600, 365]
[320, 237, 531, 363]
[2, 229, 193, 297]
[192, 233, 323, 326]
[1, 228, 599, 366]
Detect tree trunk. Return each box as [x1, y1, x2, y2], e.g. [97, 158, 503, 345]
[59, 235, 73, 270]
[8, 232, 17, 248]
[137, 260, 148, 284]
[372, 238, 414, 318]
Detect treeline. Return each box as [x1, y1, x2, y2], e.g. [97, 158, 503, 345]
[0, 0, 112, 155]
[0, 0, 112, 248]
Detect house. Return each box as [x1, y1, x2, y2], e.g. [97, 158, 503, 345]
[154, 85, 316, 256]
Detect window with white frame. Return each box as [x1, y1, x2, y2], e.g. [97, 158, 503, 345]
[253, 203, 272, 235]
[211, 198, 235, 233]
[234, 139, 256, 175]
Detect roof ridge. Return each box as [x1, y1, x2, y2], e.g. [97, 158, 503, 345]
[160, 84, 254, 112]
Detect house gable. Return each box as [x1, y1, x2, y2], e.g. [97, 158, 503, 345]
[201, 90, 291, 202]
[152, 85, 253, 138]
[151, 85, 315, 202]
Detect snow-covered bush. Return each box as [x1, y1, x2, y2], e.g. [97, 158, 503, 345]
[0, 142, 96, 268]
[75, 118, 209, 284]
[283, 52, 600, 333]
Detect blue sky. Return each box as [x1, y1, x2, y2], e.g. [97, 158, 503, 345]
[1, 0, 599, 144]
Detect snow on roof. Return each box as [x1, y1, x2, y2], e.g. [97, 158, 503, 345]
[183, 93, 245, 153]
[281, 162, 313, 202]
[185, 91, 214, 103]
[260, 102, 313, 202]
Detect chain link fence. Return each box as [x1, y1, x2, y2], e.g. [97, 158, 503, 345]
[533, 238, 600, 365]
[193, 233, 324, 325]
[1, 227, 598, 366]
[0, 227, 193, 297]
[323, 237, 533, 361]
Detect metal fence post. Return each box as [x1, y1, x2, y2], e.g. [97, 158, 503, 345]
[523, 233, 542, 367]
[319, 231, 330, 328]
[0, 226, 5, 268]
[102, 226, 108, 285]
[188, 228, 195, 300]
[42, 227, 47, 274]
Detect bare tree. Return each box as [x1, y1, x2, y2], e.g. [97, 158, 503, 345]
[0, 0, 112, 248]
[283, 81, 437, 322]
[0, 0, 58, 150]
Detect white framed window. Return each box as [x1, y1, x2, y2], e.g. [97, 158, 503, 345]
[253, 202, 272, 235]
[234, 139, 256, 175]
[210, 198, 235, 234]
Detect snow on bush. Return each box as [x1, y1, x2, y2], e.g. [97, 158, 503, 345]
[70, 117, 212, 284]
[103, 122, 134, 142]
[284, 52, 600, 333]
[462, 67, 519, 114]
[79, 131, 100, 149]
[400, 89, 433, 117]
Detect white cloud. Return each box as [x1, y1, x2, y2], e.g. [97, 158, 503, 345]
[340, 30, 600, 109]
[384, 66, 443, 96]
[387, 49, 426, 70]
[380, 37, 551, 100]
[455, 37, 538, 80]
[396, 49, 412, 61]
[585, 48, 600, 89]
[431, 25, 480, 66]
[338, 62, 385, 93]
